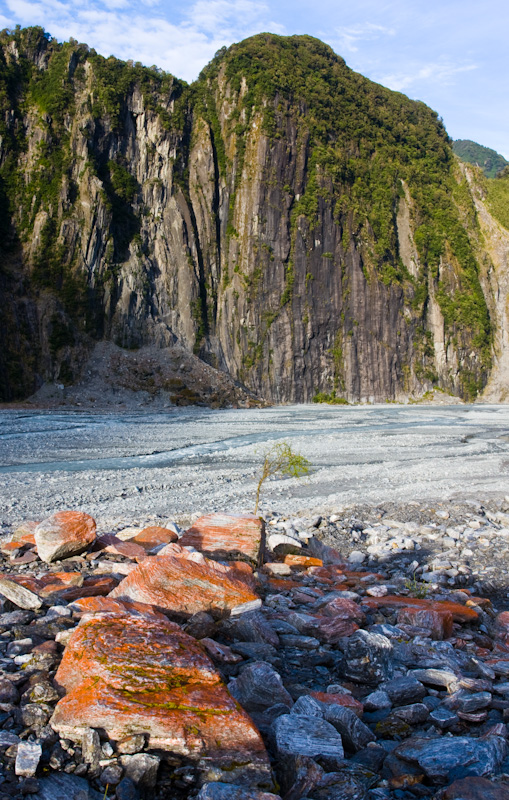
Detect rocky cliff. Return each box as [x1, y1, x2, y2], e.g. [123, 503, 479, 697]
[0, 27, 503, 403]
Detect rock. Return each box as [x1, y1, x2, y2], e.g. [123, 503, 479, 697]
[119, 754, 160, 790]
[70, 595, 167, 621]
[341, 630, 393, 685]
[180, 513, 265, 566]
[291, 696, 324, 717]
[396, 607, 453, 640]
[271, 713, 344, 762]
[115, 777, 140, 800]
[0, 676, 19, 704]
[108, 547, 260, 617]
[310, 691, 364, 716]
[309, 772, 369, 800]
[30, 771, 103, 799]
[184, 611, 217, 639]
[267, 533, 303, 553]
[362, 595, 479, 623]
[229, 661, 293, 712]
[15, 741, 42, 777]
[381, 677, 426, 706]
[82, 728, 101, 770]
[409, 668, 459, 691]
[364, 690, 391, 712]
[228, 610, 280, 647]
[201, 638, 243, 664]
[51, 611, 271, 782]
[116, 735, 146, 755]
[322, 596, 366, 624]
[391, 703, 430, 725]
[0, 576, 42, 609]
[429, 706, 460, 729]
[99, 534, 147, 561]
[348, 551, 366, 565]
[284, 554, 323, 569]
[132, 526, 179, 551]
[324, 705, 376, 751]
[34, 511, 96, 563]
[442, 777, 509, 800]
[446, 690, 492, 713]
[100, 764, 124, 786]
[197, 784, 282, 799]
[394, 735, 507, 782]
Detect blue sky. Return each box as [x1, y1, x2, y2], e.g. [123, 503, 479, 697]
[1, 0, 507, 158]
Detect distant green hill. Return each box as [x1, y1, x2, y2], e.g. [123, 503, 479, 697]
[453, 139, 508, 178]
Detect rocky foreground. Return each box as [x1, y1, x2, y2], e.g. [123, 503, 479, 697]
[1, 508, 509, 800]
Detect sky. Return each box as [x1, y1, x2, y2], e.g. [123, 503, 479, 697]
[1, 0, 507, 159]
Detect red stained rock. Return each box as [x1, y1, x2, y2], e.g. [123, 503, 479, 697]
[180, 513, 265, 566]
[99, 534, 148, 561]
[309, 691, 364, 717]
[361, 595, 479, 623]
[284, 555, 323, 569]
[496, 612, 509, 642]
[34, 511, 96, 563]
[51, 613, 271, 779]
[322, 597, 366, 625]
[55, 575, 119, 602]
[132, 527, 179, 551]
[108, 546, 260, 617]
[312, 616, 359, 643]
[397, 607, 453, 640]
[38, 572, 84, 597]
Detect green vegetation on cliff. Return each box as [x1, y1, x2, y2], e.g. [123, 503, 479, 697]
[486, 168, 509, 231]
[453, 139, 508, 179]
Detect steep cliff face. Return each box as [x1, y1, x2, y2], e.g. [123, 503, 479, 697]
[0, 28, 498, 403]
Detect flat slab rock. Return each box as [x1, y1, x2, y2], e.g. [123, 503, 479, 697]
[108, 545, 260, 617]
[31, 771, 103, 799]
[34, 510, 96, 563]
[394, 734, 507, 782]
[180, 513, 265, 566]
[50, 610, 271, 779]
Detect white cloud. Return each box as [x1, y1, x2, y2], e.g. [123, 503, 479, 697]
[2, 0, 284, 80]
[331, 22, 395, 54]
[379, 61, 478, 93]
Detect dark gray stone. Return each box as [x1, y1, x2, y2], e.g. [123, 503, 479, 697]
[446, 690, 492, 713]
[120, 754, 160, 790]
[392, 703, 430, 725]
[341, 631, 393, 685]
[31, 772, 102, 799]
[197, 782, 282, 799]
[394, 735, 507, 782]
[324, 705, 376, 751]
[381, 677, 426, 706]
[429, 706, 460, 729]
[271, 713, 344, 761]
[229, 661, 293, 712]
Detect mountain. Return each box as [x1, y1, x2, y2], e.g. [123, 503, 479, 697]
[453, 139, 508, 179]
[0, 27, 500, 403]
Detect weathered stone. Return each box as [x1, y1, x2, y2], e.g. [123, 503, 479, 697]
[309, 691, 364, 717]
[197, 784, 282, 799]
[201, 638, 243, 664]
[0, 576, 42, 609]
[115, 777, 139, 800]
[69, 595, 168, 621]
[429, 706, 460, 729]
[446, 690, 492, 713]
[442, 777, 509, 800]
[120, 753, 160, 790]
[15, 741, 42, 777]
[51, 611, 271, 780]
[82, 728, 101, 770]
[309, 773, 368, 800]
[116, 735, 146, 755]
[362, 595, 479, 623]
[391, 703, 430, 725]
[324, 705, 376, 751]
[180, 513, 265, 565]
[363, 690, 391, 712]
[108, 548, 260, 617]
[341, 630, 393, 685]
[271, 713, 344, 761]
[322, 596, 366, 624]
[132, 526, 179, 551]
[100, 764, 124, 786]
[409, 668, 459, 691]
[0, 676, 20, 704]
[35, 511, 96, 563]
[31, 771, 103, 799]
[381, 677, 426, 706]
[284, 554, 323, 569]
[229, 661, 293, 712]
[228, 610, 280, 647]
[99, 534, 148, 561]
[291, 696, 324, 717]
[396, 606, 453, 640]
[394, 735, 507, 782]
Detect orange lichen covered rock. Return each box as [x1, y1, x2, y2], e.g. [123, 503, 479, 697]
[132, 527, 179, 550]
[98, 534, 148, 561]
[69, 595, 168, 621]
[51, 613, 271, 780]
[361, 595, 479, 623]
[34, 511, 96, 563]
[180, 513, 265, 566]
[108, 546, 260, 617]
[283, 555, 323, 568]
[310, 691, 364, 717]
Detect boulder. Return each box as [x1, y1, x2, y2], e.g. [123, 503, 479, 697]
[108, 546, 260, 617]
[180, 513, 265, 566]
[34, 511, 96, 563]
[51, 611, 271, 783]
